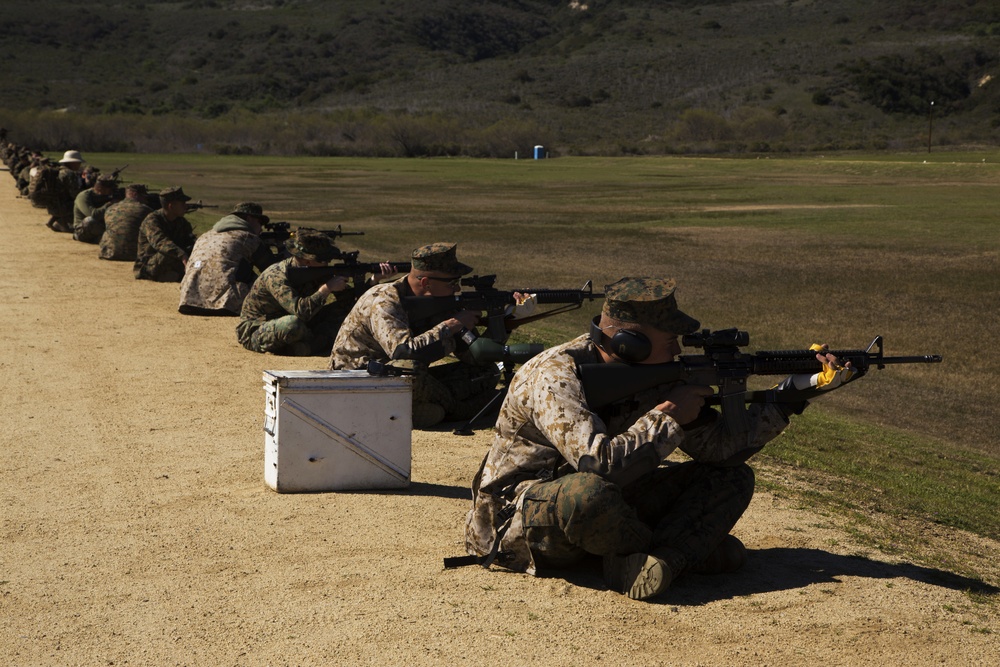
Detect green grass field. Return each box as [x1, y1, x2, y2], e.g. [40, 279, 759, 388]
[73, 152, 1000, 556]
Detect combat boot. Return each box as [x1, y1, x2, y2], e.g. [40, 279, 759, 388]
[412, 402, 446, 429]
[686, 535, 747, 575]
[603, 548, 684, 600]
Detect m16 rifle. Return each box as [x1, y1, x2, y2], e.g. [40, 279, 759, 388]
[579, 329, 942, 441]
[285, 257, 413, 291]
[185, 200, 218, 211]
[402, 274, 605, 348]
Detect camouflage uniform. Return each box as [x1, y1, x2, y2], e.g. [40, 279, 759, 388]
[99, 196, 153, 261]
[47, 164, 83, 229]
[178, 208, 277, 315]
[72, 184, 115, 244]
[236, 256, 354, 355]
[133, 212, 195, 282]
[464, 277, 797, 584]
[329, 243, 500, 427]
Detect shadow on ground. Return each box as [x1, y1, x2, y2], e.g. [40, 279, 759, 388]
[547, 547, 999, 604]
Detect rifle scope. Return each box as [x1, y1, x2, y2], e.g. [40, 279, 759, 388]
[682, 328, 750, 349]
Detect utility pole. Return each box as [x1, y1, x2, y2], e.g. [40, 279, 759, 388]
[927, 100, 934, 153]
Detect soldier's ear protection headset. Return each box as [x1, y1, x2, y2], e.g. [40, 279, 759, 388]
[589, 316, 652, 364]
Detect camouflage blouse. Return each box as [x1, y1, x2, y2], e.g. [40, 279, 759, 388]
[464, 333, 793, 574]
[328, 276, 455, 371]
[236, 257, 334, 342]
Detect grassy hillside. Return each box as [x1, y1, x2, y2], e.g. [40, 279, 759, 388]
[3, 0, 1000, 155]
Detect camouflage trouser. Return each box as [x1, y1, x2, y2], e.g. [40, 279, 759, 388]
[243, 303, 350, 355]
[134, 253, 185, 283]
[73, 217, 105, 244]
[521, 463, 754, 571]
[412, 360, 501, 422]
[46, 202, 73, 228]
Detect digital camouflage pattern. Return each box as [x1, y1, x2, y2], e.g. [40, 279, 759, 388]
[236, 257, 352, 353]
[328, 276, 456, 371]
[329, 276, 498, 424]
[602, 276, 700, 335]
[99, 198, 153, 261]
[285, 229, 340, 263]
[178, 217, 275, 314]
[133, 210, 195, 282]
[464, 333, 793, 575]
[410, 242, 473, 275]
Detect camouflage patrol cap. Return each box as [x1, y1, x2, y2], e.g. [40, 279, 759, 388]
[159, 186, 192, 203]
[286, 228, 341, 263]
[96, 174, 117, 186]
[125, 183, 148, 196]
[411, 242, 473, 275]
[602, 277, 700, 335]
[230, 201, 270, 224]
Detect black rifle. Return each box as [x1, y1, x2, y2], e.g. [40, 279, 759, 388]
[286, 259, 412, 287]
[185, 200, 218, 211]
[260, 222, 364, 247]
[402, 274, 605, 345]
[259, 221, 293, 245]
[579, 329, 942, 440]
[110, 164, 128, 181]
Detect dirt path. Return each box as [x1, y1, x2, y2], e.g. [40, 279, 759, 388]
[1, 182, 997, 666]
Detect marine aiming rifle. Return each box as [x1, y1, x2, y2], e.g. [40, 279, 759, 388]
[402, 274, 605, 348]
[579, 329, 942, 441]
[374, 274, 604, 434]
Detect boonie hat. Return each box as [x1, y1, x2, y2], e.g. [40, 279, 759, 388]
[602, 277, 700, 335]
[159, 186, 192, 203]
[59, 150, 83, 164]
[286, 228, 341, 263]
[231, 201, 270, 224]
[411, 242, 473, 275]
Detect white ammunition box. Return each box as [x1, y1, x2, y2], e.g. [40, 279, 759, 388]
[262, 370, 412, 492]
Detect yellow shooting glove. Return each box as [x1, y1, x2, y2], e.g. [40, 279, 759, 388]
[809, 343, 855, 390]
[778, 343, 856, 392]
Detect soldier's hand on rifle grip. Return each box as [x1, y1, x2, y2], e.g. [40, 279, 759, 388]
[656, 384, 715, 425]
[446, 309, 480, 333]
[320, 275, 349, 295]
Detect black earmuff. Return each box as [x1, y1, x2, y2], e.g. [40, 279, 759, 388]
[589, 316, 652, 364]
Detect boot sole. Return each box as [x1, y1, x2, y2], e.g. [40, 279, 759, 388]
[604, 553, 669, 600]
